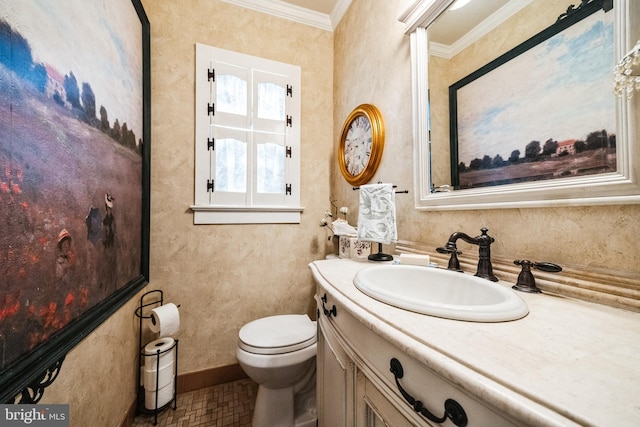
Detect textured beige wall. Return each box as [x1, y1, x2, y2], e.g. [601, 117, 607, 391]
[334, 0, 640, 275]
[141, 0, 333, 374]
[333, 0, 415, 240]
[39, 1, 333, 425]
[42, 290, 145, 426]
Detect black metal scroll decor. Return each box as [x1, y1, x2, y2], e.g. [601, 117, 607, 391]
[557, 0, 613, 22]
[7, 358, 65, 404]
[390, 358, 468, 427]
[321, 293, 337, 318]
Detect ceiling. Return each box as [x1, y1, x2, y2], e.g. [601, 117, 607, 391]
[428, 0, 511, 45]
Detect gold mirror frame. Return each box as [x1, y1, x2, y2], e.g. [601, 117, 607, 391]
[338, 104, 385, 186]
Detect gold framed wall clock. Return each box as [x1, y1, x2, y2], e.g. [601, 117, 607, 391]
[338, 104, 385, 186]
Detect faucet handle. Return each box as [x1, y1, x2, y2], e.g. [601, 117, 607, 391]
[436, 246, 461, 255]
[436, 245, 463, 272]
[529, 261, 562, 273]
[512, 260, 562, 293]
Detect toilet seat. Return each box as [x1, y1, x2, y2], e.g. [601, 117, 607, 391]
[239, 314, 317, 355]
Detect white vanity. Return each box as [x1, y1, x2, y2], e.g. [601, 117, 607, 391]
[310, 258, 640, 426]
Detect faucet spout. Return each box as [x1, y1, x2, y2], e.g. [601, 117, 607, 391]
[439, 228, 498, 282]
[447, 232, 479, 246]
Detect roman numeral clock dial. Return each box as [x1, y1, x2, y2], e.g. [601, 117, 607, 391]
[338, 104, 385, 186]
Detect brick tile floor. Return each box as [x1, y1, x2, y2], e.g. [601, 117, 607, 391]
[132, 379, 258, 427]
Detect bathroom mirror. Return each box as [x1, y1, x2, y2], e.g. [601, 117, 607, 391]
[400, 0, 640, 210]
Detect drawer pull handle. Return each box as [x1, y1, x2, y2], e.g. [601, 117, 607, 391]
[390, 358, 467, 427]
[321, 293, 337, 318]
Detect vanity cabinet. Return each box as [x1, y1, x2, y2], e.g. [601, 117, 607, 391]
[316, 307, 355, 427]
[311, 258, 640, 426]
[316, 289, 518, 427]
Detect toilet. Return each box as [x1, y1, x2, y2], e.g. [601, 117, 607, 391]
[236, 314, 317, 427]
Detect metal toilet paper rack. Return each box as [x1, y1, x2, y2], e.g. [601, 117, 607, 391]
[134, 290, 180, 425]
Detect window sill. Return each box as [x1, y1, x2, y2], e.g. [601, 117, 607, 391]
[190, 205, 305, 224]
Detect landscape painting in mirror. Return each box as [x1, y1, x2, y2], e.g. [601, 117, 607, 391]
[449, 0, 615, 189]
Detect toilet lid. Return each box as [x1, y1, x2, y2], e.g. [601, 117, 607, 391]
[239, 314, 317, 355]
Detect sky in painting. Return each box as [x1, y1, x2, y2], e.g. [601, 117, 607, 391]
[456, 10, 615, 165]
[1, 0, 143, 138]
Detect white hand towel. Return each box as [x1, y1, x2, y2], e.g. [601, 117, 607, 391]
[357, 183, 397, 244]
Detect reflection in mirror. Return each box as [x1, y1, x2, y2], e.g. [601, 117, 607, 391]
[449, 1, 615, 190]
[400, 0, 640, 210]
[428, 0, 531, 189]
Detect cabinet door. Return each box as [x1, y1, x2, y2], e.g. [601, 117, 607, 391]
[317, 316, 355, 427]
[356, 372, 418, 427]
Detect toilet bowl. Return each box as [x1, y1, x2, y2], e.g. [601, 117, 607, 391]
[236, 314, 317, 427]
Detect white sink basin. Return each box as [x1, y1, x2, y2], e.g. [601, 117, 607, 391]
[353, 265, 528, 322]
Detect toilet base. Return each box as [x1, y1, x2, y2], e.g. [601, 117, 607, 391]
[293, 385, 317, 427]
[252, 386, 316, 427]
[251, 366, 317, 427]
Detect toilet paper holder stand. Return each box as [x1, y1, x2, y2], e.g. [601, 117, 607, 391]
[134, 290, 180, 425]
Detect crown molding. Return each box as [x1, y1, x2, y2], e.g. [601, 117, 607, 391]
[222, 0, 351, 31]
[429, 0, 532, 59]
[330, 0, 351, 29]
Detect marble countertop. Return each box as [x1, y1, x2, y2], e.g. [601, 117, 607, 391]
[310, 258, 640, 427]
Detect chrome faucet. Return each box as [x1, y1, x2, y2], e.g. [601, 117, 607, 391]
[437, 227, 498, 282]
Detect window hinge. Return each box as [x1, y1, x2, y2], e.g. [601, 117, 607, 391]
[286, 85, 293, 97]
[208, 138, 215, 150]
[285, 183, 292, 195]
[208, 103, 215, 116]
[286, 115, 292, 127]
[207, 179, 214, 192]
[208, 68, 215, 82]
[286, 146, 292, 158]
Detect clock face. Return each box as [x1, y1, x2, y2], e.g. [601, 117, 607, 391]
[344, 115, 372, 176]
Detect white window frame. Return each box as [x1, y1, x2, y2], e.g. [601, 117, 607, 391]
[191, 43, 303, 224]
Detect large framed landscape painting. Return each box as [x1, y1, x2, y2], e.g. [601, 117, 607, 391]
[0, 0, 150, 402]
[449, 0, 615, 189]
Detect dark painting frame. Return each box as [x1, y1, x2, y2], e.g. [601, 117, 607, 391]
[449, 0, 615, 189]
[0, 0, 150, 403]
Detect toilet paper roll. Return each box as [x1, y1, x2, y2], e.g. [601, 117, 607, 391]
[144, 337, 175, 369]
[144, 359, 174, 390]
[399, 253, 431, 266]
[145, 381, 174, 410]
[149, 303, 180, 337]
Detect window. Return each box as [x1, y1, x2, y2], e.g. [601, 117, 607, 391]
[192, 43, 302, 224]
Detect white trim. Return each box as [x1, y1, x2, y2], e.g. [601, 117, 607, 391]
[398, 0, 450, 35]
[221, 0, 352, 31]
[191, 205, 304, 224]
[330, 0, 352, 29]
[410, 28, 432, 202]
